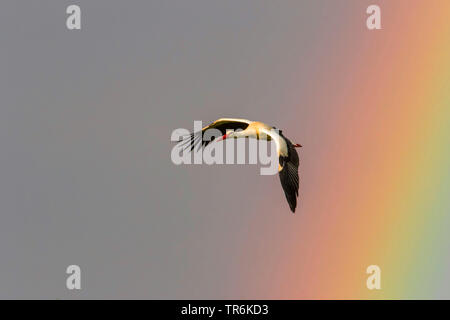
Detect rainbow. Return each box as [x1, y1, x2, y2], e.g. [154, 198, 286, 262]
[239, 2, 450, 299]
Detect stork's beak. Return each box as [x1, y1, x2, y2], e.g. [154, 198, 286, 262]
[294, 143, 302, 148]
[216, 134, 228, 142]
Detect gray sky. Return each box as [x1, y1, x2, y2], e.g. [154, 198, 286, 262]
[1, 0, 331, 299]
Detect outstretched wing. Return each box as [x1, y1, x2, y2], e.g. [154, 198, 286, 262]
[180, 118, 251, 151]
[278, 136, 299, 213]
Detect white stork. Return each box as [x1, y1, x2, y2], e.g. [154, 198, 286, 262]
[180, 118, 302, 213]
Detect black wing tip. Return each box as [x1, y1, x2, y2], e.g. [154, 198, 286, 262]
[288, 198, 297, 213]
[178, 131, 203, 152]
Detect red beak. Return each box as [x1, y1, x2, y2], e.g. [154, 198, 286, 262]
[294, 143, 302, 148]
[216, 134, 228, 142]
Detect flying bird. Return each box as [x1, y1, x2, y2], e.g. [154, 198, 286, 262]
[179, 118, 302, 213]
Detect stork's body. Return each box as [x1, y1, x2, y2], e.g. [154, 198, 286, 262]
[240, 121, 289, 157]
[180, 118, 301, 213]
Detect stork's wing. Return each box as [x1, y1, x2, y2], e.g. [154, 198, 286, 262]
[180, 118, 251, 151]
[278, 136, 299, 213]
